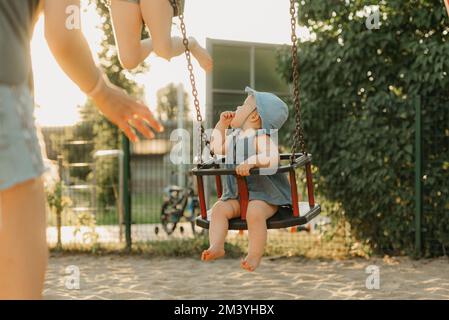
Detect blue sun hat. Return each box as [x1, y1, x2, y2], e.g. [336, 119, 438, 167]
[245, 87, 289, 131]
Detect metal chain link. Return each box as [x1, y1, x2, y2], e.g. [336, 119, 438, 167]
[176, 0, 214, 165]
[178, 0, 304, 164]
[289, 0, 307, 163]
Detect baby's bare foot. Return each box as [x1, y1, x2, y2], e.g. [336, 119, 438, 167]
[190, 38, 213, 72]
[240, 255, 262, 272]
[201, 246, 225, 261]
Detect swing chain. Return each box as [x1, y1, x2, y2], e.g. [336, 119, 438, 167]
[289, 0, 307, 163]
[176, 0, 214, 165]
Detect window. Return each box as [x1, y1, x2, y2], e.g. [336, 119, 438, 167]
[208, 39, 291, 124]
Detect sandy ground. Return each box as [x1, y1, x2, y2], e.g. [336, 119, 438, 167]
[43, 255, 449, 300]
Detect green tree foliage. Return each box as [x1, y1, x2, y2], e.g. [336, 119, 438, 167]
[156, 83, 190, 121]
[277, 0, 449, 256]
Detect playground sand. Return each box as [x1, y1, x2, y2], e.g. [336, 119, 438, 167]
[43, 255, 449, 300]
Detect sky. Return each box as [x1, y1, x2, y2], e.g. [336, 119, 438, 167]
[31, 0, 296, 126]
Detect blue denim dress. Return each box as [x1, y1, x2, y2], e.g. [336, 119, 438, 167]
[0, 83, 45, 190]
[220, 129, 292, 206]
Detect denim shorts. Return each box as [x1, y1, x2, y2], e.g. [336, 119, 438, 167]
[0, 83, 46, 191]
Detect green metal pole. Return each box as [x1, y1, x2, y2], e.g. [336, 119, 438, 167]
[414, 96, 422, 257]
[122, 134, 132, 250]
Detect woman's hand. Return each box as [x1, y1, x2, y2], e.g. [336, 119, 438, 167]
[236, 162, 256, 176]
[219, 111, 235, 128]
[91, 76, 164, 142]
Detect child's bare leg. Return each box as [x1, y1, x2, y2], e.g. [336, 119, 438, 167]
[201, 199, 240, 261]
[140, 0, 213, 71]
[0, 178, 48, 299]
[241, 200, 277, 272]
[110, 0, 152, 69]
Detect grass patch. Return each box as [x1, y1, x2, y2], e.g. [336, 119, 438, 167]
[48, 198, 371, 260]
[48, 191, 220, 227]
[133, 237, 244, 258]
[49, 236, 245, 259]
[49, 230, 368, 260]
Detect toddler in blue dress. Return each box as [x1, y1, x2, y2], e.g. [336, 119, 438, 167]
[201, 87, 292, 271]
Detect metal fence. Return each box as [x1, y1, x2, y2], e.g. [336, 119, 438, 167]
[129, 121, 192, 242]
[43, 123, 125, 246]
[420, 96, 449, 257]
[42, 97, 448, 258]
[42, 119, 344, 257]
[43, 120, 202, 247]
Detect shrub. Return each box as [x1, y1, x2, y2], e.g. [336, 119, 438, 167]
[277, 0, 449, 256]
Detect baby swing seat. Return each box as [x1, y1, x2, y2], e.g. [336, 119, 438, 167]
[193, 153, 321, 230]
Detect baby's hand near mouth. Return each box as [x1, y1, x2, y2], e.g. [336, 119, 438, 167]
[219, 111, 236, 127]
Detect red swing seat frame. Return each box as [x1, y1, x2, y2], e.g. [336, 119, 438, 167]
[192, 153, 321, 230]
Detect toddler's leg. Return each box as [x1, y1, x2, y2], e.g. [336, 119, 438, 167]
[241, 200, 277, 272]
[201, 199, 240, 261]
[110, 0, 152, 70]
[140, 0, 213, 71]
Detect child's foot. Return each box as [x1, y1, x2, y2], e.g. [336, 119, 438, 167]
[240, 255, 262, 272]
[190, 38, 213, 72]
[201, 246, 225, 261]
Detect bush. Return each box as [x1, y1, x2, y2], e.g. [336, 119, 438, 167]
[277, 0, 449, 256]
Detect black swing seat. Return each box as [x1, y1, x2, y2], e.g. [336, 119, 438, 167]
[196, 202, 321, 230]
[192, 153, 321, 230]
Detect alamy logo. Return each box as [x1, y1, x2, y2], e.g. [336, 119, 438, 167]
[365, 265, 380, 290]
[65, 5, 81, 30]
[169, 127, 281, 174]
[65, 265, 81, 290]
[365, 9, 380, 30]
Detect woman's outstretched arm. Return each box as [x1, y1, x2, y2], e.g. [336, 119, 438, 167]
[43, 0, 163, 141]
